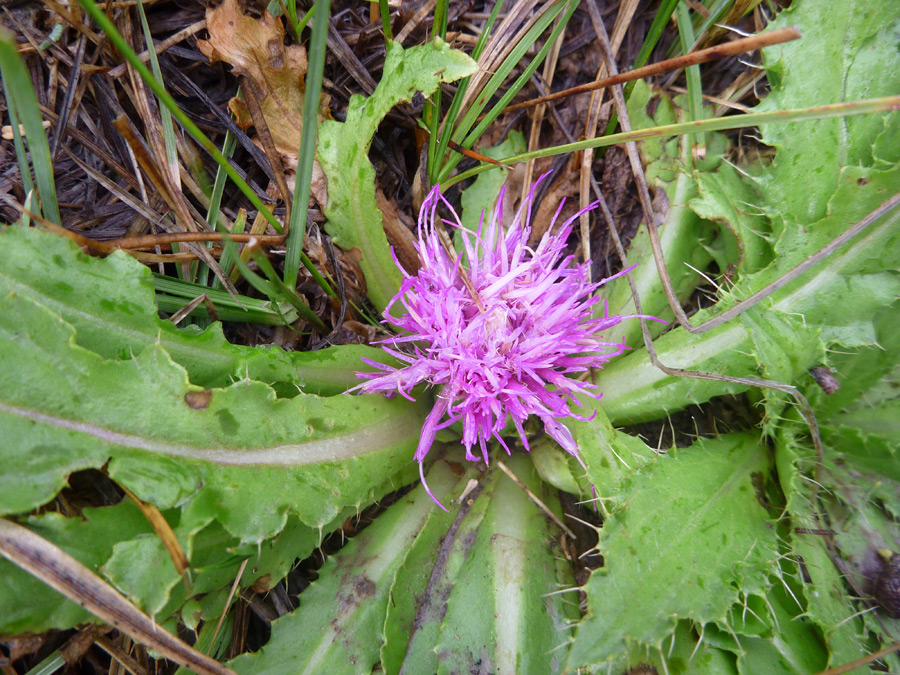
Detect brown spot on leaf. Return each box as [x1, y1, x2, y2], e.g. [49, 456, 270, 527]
[250, 574, 272, 593]
[184, 390, 213, 409]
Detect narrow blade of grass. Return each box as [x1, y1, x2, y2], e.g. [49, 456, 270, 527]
[136, 0, 179, 184]
[198, 128, 238, 286]
[424, 0, 450, 175]
[284, 0, 330, 290]
[77, 0, 333, 298]
[0, 28, 60, 224]
[378, 0, 393, 42]
[428, 0, 505, 183]
[154, 275, 296, 324]
[444, 95, 900, 188]
[675, 0, 704, 149]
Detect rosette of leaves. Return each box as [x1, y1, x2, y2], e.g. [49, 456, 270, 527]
[0, 0, 898, 673]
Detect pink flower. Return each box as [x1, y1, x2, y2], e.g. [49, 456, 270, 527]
[356, 176, 657, 508]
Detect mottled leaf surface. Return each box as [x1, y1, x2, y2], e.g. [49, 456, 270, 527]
[568, 434, 777, 668]
[0, 292, 425, 541]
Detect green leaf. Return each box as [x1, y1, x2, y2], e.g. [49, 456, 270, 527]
[756, 0, 900, 226]
[317, 39, 476, 312]
[0, 502, 151, 634]
[0, 226, 386, 396]
[0, 292, 427, 542]
[567, 434, 777, 669]
[227, 459, 463, 675]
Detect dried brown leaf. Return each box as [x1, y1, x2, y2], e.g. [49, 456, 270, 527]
[198, 0, 329, 175]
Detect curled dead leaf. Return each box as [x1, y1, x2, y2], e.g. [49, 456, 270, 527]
[198, 0, 330, 179]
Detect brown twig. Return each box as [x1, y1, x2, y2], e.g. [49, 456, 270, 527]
[105, 231, 285, 250]
[107, 19, 207, 78]
[502, 26, 801, 115]
[447, 139, 510, 167]
[813, 642, 900, 675]
[0, 518, 236, 675]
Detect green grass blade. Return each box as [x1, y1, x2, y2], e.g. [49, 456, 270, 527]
[692, 0, 735, 46]
[136, 0, 178, 183]
[424, 0, 450, 174]
[429, 0, 505, 183]
[252, 246, 326, 330]
[78, 0, 333, 298]
[215, 208, 247, 287]
[284, 0, 330, 289]
[378, 0, 393, 42]
[436, 0, 576, 184]
[0, 28, 60, 224]
[295, 3, 316, 35]
[444, 94, 900, 188]
[153, 274, 281, 313]
[675, 0, 704, 148]
[197, 128, 238, 286]
[3, 87, 34, 199]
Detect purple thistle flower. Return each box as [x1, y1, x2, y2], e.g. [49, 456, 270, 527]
[356, 175, 657, 509]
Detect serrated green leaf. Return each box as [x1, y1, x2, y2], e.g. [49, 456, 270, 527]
[756, 0, 900, 226]
[618, 621, 739, 675]
[810, 304, 900, 422]
[568, 398, 656, 504]
[689, 162, 772, 277]
[227, 459, 462, 675]
[0, 292, 426, 542]
[318, 39, 477, 312]
[0, 225, 387, 396]
[567, 434, 777, 669]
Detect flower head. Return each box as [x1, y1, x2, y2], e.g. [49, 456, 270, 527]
[357, 175, 652, 508]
